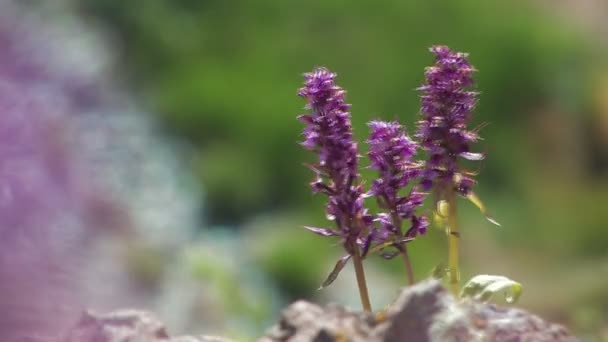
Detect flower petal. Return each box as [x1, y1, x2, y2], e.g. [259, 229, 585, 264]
[459, 152, 485, 161]
[359, 233, 374, 258]
[303, 226, 339, 237]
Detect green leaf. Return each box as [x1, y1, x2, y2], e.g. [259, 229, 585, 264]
[318, 254, 351, 290]
[366, 237, 414, 256]
[466, 192, 501, 226]
[460, 274, 522, 304]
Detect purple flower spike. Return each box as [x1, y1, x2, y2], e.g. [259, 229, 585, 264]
[367, 121, 428, 247]
[416, 45, 482, 195]
[298, 68, 370, 253]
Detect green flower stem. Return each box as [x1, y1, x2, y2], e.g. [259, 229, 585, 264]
[352, 248, 372, 312]
[447, 187, 460, 295]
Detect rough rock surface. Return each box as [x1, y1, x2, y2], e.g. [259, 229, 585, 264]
[260, 279, 578, 342]
[63, 310, 231, 342]
[61, 280, 577, 341]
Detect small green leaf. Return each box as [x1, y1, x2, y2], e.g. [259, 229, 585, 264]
[433, 200, 448, 231]
[431, 262, 448, 280]
[460, 274, 522, 304]
[437, 200, 450, 217]
[318, 254, 351, 290]
[366, 237, 414, 256]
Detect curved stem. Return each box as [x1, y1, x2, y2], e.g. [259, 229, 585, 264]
[389, 211, 415, 286]
[400, 244, 415, 285]
[351, 248, 372, 312]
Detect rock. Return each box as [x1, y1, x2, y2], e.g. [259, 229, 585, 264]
[172, 337, 233, 342]
[260, 301, 377, 342]
[261, 279, 578, 342]
[62, 280, 577, 341]
[63, 310, 231, 342]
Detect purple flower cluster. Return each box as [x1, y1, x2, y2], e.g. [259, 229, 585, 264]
[298, 68, 371, 253]
[416, 45, 482, 195]
[367, 121, 428, 257]
[298, 68, 432, 259]
[298, 45, 494, 299]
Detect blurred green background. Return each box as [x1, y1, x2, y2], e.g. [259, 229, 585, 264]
[80, 0, 608, 338]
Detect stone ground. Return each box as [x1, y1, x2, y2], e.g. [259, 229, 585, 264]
[61, 279, 577, 342]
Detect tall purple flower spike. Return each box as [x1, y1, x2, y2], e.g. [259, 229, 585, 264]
[298, 68, 371, 285]
[416, 45, 483, 195]
[367, 121, 428, 257]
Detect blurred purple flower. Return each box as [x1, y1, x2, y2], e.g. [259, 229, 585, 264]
[0, 4, 121, 340]
[416, 45, 483, 195]
[0, 84, 85, 342]
[0, 2, 212, 340]
[298, 67, 371, 254]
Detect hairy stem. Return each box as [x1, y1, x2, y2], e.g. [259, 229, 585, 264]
[352, 248, 372, 312]
[447, 187, 460, 295]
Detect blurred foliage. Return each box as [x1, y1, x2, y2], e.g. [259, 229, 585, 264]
[81, 0, 608, 337]
[243, 213, 333, 300]
[82, 0, 595, 220]
[187, 233, 276, 336]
